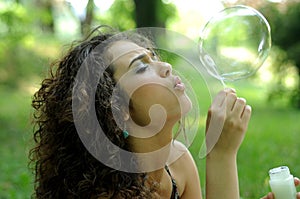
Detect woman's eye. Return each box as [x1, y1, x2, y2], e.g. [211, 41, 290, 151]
[136, 63, 149, 74]
[151, 52, 158, 61]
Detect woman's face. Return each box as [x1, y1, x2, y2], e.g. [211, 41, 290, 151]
[107, 40, 192, 126]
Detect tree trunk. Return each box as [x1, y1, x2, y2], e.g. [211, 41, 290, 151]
[295, 70, 300, 108]
[134, 0, 158, 27]
[81, 0, 95, 36]
[35, 0, 55, 33]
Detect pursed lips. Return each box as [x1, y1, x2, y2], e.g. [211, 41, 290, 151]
[174, 76, 185, 91]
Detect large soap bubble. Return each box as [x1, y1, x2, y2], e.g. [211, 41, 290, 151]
[199, 5, 271, 82]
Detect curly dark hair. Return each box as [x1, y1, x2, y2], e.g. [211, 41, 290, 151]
[29, 26, 158, 198]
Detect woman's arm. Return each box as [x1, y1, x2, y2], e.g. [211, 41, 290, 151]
[205, 88, 251, 199]
[206, 149, 239, 198]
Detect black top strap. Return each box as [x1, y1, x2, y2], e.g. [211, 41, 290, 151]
[165, 165, 180, 199]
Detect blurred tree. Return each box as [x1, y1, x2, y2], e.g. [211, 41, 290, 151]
[94, 0, 176, 30]
[0, 0, 58, 89]
[81, 0, 95, 36]
[34, 0, 55, 33]
[133, 0, 176, 28]
[0, 1, 34, 88]
[94, 0, 135, 31]
[222, 0, 266, 8]
[223, 0, 300, 108]
[66, 0, 177, 35]
[260, 1, 300, 108]
[134, 0, 157, 27]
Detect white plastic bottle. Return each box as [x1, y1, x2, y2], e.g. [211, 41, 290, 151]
[269, 166, 297, 199]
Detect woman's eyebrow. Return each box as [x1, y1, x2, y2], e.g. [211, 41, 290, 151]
[128, 53, 147, 68]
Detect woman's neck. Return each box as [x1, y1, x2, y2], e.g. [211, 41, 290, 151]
[125, 123, 174, 173]
[129, 124, 173, 153]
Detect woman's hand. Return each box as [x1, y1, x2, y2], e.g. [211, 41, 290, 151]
[205, 88, 252, 199]
[205, 88, 252, 156]
[261, 177, 300, 199]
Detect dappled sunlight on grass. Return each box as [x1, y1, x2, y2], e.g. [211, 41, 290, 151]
[18, 77, 44, 96]
[238, 107, 300, 198]
[0, 86, 34, 198]
[0, 34, 63, 198]
[25, 34, 62, 60]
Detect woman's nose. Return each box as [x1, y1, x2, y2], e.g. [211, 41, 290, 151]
[159, 62, 172, 77]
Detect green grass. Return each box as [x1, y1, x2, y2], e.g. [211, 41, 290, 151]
[1, 36, 300, 199]
[0, 34, 57, 198]
[238, 107, 300, 198]
[0, 86, 34, 199]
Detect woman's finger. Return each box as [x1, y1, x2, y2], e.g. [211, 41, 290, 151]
[211, 90, 227, 107]
[212, 88, 236, 107]
[295, 177, 300, 186]
[263, 192, 274, 199]
[241, 105, 252, 122]
[225, 92, 237, 113]
[232, 97, 246, 116]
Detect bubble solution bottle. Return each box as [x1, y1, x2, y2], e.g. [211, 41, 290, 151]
[269, 166, 297, 199]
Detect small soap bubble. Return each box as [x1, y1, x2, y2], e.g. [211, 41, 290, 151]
[199, 5, 272, 81]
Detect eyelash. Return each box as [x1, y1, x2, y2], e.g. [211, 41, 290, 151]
[134, 51, 157, 74]
[136, 62, 149, 74]
[151, 52, 158, 60]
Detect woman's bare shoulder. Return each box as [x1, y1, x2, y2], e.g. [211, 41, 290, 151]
[168, 140, 194, 169]
[167, 140, 202, 198]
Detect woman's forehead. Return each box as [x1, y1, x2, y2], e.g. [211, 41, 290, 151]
[107, 40, 146, 79]
[107, 40, 145, 59]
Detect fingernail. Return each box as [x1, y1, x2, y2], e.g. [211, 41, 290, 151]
[225, 87, 236, 93]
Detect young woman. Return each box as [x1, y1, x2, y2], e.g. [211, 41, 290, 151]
[30, 26, 299, 198]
